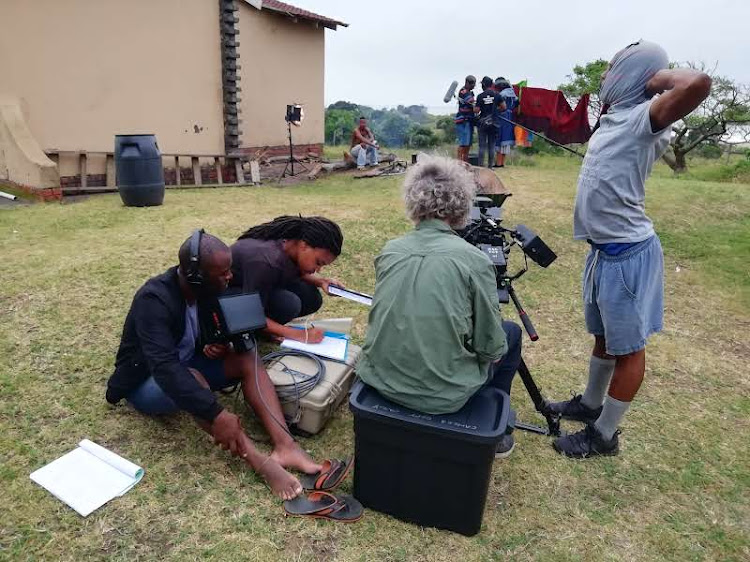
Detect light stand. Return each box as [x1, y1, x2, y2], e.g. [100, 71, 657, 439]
[279, 105, 309, 181]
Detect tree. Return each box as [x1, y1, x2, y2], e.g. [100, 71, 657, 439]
[435, 115, 455, 144]
[406, 125, 439, 148]
[327, 100, 359, 112]
[373, 111, 411, 147]
[399, 105, 430, 124]
[324, 108, 358, 145]
[558, 59, 609, 117]
[663, 64, 750, 172]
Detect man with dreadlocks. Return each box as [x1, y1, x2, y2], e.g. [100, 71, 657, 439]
[231, 215, 344, 344]
[549, 41, 711, 458]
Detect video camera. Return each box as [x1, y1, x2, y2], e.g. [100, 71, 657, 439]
[202, 292, 267, 353]
[459, 193, 557, 294]
[459, 194, 556, 305]
[459, 193, 564, 436]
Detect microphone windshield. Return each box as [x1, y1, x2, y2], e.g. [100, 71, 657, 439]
[443, 81, 459, 103]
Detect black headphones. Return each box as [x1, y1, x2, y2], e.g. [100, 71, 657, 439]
[185, 228, 205, 287]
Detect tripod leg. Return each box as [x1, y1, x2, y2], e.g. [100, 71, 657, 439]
[516, 357, 562, 436]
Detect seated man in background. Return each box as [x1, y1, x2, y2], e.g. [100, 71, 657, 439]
[350, 116, 379, 170]
[105, 231, 326, 499]
[356, 156, 522, 457]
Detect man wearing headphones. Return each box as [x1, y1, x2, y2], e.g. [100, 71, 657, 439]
[105, 231, 321, 500]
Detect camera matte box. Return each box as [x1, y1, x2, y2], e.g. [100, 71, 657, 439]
[349, 381, 510, 536]
[514, 224, 557, 267]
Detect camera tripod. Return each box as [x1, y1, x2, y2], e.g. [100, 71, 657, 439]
[502, 281, 562, 437]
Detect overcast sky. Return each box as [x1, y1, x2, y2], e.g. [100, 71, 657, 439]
[287, 0, 750, 114]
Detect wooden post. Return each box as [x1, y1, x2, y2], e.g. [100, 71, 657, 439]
[191, 157, 202, 186]
[250, 160, 261, 184]
[234, 158, 244, 185]
[106, 154, 116, 187]
[173, 156, 181, 186]
[79, 153, 88, 188]
[214, 157, 223, 185]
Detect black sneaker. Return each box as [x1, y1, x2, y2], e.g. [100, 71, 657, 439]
[552, 424, 620, 458]
[547, 394, 602, 423]
[495, 433, 515, 459]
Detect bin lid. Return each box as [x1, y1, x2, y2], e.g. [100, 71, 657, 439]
[349, 380, 510, 444]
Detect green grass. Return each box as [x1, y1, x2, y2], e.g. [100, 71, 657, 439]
[1, 158, 748, 561]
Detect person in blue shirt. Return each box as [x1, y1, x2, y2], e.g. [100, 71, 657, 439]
[454, 75, 476, 162]
[494, 77, 518, 168]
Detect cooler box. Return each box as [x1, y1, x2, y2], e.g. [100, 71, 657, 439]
[349, 380, 510, 536]
[267, 344, 361, 436]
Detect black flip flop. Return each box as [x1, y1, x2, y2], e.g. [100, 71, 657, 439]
[299, 458, 353, 491]
[283, 491, 338, 518]
[324, 494, 364, 523]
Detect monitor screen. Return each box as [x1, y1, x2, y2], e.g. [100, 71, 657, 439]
[217, 293, 266, 335]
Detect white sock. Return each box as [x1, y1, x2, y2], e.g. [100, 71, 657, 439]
[594, 396, 630, 440]
[580, 356, 616, 409]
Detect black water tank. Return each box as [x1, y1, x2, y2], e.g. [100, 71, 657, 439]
[115, 134, 165, 206]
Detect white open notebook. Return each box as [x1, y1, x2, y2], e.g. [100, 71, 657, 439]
[281, 331, 349, 361]
[30, 439, 144, 517]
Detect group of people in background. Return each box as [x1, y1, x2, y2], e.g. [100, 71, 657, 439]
[455, 75, 518, 168]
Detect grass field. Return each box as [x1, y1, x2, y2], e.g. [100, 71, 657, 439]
[1, 156, 748, 561]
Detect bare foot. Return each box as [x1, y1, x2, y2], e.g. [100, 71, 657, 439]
[270, 443, 323, 474]
[256, 457, 303, 501]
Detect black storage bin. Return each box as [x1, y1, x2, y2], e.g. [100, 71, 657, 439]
[349, 381, 510, 536]
[115, 134, 165, 207]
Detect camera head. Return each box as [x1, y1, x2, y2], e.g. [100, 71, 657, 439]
[459, 195, 557, 298]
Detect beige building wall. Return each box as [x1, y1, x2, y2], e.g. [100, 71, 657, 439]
[237, 6, 325, 149]
[0, 0, 225, 176]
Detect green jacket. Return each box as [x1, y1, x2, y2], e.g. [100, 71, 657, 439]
[357, 219, 508, 414]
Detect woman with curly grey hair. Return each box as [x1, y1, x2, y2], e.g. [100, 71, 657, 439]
[357, 156, 522, 458]
[402, 155, 476, 228]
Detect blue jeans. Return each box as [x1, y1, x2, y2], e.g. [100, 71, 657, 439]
[583, 235, 664, 355]
[126, 354, 233, 416]
[477, 125, 497, 168]
[266, 280, 323, 325]
[351, 144, 378, 167]
[486, 320, 522, 395]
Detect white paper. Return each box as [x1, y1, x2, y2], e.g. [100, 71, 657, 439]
[328, 286, 373, 306]
[281, 334, 349, 361]
[29, 440, 143, 517]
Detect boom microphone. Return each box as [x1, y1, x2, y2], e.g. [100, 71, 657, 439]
[443, 80, 459, 103]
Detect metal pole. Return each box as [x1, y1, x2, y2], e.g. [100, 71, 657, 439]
[496, 114, 586, 158]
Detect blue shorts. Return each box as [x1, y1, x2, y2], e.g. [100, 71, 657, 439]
[126, 353, 235, 416]
[583, 235, 664, 356]
[456, 121, 473, 147]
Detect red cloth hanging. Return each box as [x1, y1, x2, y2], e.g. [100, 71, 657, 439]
[512, 86, 592, 145]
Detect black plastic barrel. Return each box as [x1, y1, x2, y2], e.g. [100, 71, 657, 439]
[115, 134, 165, 206]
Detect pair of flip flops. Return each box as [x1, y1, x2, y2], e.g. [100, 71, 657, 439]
[284, 458, 360, 522]
[283, 491, 363, 522]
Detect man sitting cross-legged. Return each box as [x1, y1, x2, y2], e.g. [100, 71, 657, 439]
[105, 231, 324, 499]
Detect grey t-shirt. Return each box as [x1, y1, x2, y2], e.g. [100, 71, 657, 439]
[573, 99, 671, 244]
[177, 303, 199, 363]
